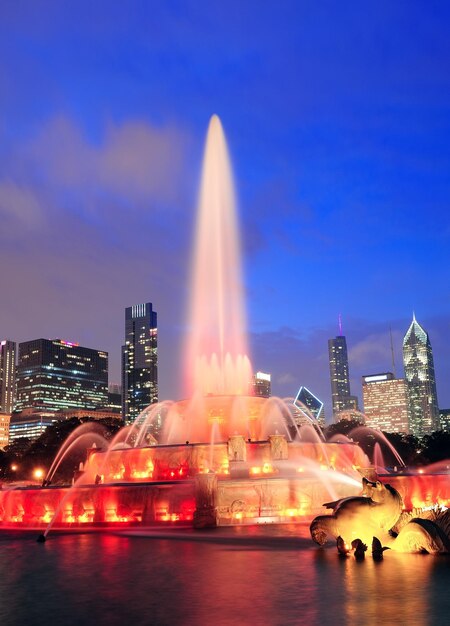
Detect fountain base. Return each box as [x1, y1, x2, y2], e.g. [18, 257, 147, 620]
[1, 436, 447, 531]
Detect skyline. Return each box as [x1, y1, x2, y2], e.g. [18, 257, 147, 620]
[0, 2, 449, 415]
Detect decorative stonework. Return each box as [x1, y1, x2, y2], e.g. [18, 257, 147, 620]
[193, 472, 218, 528]
[228, 435, 247, 462]
[269, 435, 288, 460]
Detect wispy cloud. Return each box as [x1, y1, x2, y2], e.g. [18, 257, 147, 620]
[24, 115, 189, 207]
[0, 180, 44, 228]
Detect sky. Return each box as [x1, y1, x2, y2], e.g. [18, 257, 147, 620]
[0, 1, 449, 418]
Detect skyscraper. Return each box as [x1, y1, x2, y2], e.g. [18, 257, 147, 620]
[294, 386, 325, 427]
[328, 335, 357, 418]
[251, 371, 271, 398]
[16, 339, 108, 412]
[362, 373, 409, 433]
[0, 340, 16, 414]
[122, 303, 158, 424]
[402, 315, 439, 437]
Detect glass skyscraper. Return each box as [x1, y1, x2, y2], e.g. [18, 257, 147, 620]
[15, 339, 108, 412]
[294, 386, 325, 427]
[402, 315, 439, 437]
[0, 340, 16, 414]
[122, 303, 158, 424]
[328, 335, 357, 417]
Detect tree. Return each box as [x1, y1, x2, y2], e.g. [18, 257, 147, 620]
[324, 419, 363, 439]
[382, 432, 421, 467]
[421, 431, 450, 464]
[2, 417, 123, 482]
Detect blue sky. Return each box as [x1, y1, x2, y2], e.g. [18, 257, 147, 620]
[0, 1, 449, 417]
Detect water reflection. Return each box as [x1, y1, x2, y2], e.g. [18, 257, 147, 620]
[0, 527, 448, 626]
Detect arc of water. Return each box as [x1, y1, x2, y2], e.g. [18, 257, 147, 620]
[46, 433, 109, 485]
[45, 422, 109, 485]
[349, 426, 406, 469]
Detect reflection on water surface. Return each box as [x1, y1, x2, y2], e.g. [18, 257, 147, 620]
[0, 525, 448, 626]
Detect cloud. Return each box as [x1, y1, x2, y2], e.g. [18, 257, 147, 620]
[0, 114, 193, 398]
[349, 333, 392, 368]
[0, 180, 43, 227]
[276, 372, 297, 386]
[24, 115, 189, 207]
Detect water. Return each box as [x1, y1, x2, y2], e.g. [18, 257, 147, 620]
[184, 114, 251, 398]
[0, 526, 449, 626]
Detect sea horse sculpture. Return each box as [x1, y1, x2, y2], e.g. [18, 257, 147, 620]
[391, 505, 450, 554]
[310, 478, 450, 554]
[310, 478, 402, 547]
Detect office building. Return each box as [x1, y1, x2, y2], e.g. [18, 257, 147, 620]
[122, 303, 158, 424]
[0, 413, 10, 449]
[16, 339, 108, 413]
[108, 383, 122, 414]
[0, 340, 16, 414]
[328, 335, 358, 418]
[294, 386, 325, 427]
[402, 315, 439, 437]
[439, 409, 450, 433]
[251, 372, 271, 398]
[362, 373, 409, 433]
[9, 409, 56, 443]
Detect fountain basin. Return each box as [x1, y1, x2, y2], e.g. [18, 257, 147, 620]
[0, 436, 369, 529]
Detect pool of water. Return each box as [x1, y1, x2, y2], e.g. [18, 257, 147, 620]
[0, 524, 449, 625]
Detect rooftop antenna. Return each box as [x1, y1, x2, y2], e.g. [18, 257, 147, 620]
[389, 326, 396, 378]
[338, 313, 343, 335]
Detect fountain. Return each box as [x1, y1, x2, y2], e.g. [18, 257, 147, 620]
[0, 116, 447, 535]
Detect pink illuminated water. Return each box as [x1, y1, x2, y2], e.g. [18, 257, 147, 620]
[184, 115, 251, 398]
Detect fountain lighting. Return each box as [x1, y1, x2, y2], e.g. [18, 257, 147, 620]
[0, 115, 444, 534]
[33, 469, 45, 481]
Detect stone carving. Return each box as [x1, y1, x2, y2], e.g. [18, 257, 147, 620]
[269, 435, 288, 461]
[228, 435, 247, 462]
[310, 478, 450, 554]
[193, 473, 218, 529]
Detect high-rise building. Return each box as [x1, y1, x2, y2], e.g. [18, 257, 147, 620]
[294, 386, 325, 427]
[16, 339, 108, 412]
[122, 303, 158, 423]
[439, 409, 450, 433]
[0, 413, 11, 449]
[251, 371, 271, 398]
[328, 335, 358, 418]
[402, 315, 439, 437]
[362, 373, 409, 433]
[0, 340, 16, 414]
[108, 383, 122, 414]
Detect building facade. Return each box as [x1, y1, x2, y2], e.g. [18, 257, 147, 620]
[439, 409, 450, 433]
[251, 372, 271, 398]
[402, 315, 440, 437]
[9, 410, 56, 443]
[294, 386, 325, 427]
[328, 335, 358, 418]
[0, 413, 10, 449]
[122, 303, 158, 423]
[108, 383, 122, 414]
[362, 373, 409, 433]
[16, 339, 108, 413]
[0, 340, 16, 414]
